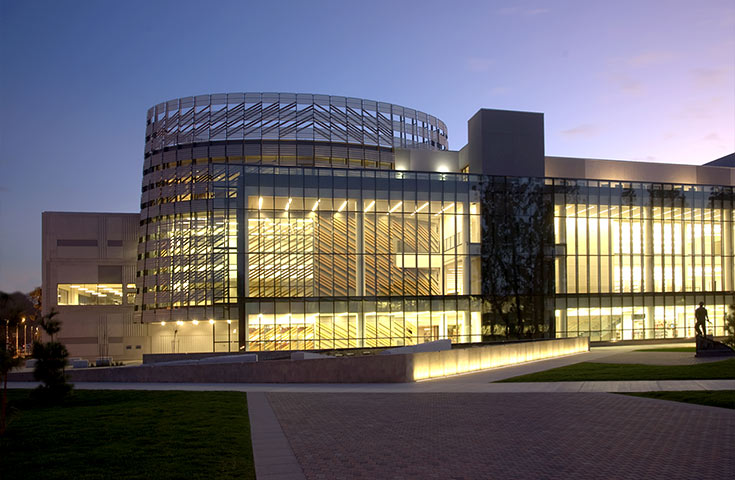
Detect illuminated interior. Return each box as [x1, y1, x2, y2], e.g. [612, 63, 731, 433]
[138, 162, 735, 352]
[246, 309, 483, 351]
[57, 284, 125, 305]
[244, 190, 482, 349]
[554, 181, 734, 340]
[247, 195, 481, 298]
[556, 203, 729, 294]
[142, 210, 238, 308]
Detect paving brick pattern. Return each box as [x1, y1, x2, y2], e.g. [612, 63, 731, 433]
[268, 392, 735, 480]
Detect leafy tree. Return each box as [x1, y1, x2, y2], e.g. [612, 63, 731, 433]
[480, 177, 554, 339]
[31, 309, 73, 402]
[28, 287, 42, 315]
[724, 306, 735, 349]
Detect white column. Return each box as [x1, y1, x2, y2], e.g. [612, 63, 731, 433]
[357, 211, 364, 296]
[462, 206, 471, 295]
[724, 218, 733, 291]
[644, 206, 654, 293]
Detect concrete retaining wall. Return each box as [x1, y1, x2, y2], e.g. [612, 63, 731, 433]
[408, 336, 589, 381]
[9, 337, 589, 384]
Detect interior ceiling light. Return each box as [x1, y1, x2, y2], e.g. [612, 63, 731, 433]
[434, 203, 455, 216]
[258, 196, 263, 209]
[311, 199, 320, 212]
[285, 197, 292, 211]
[411, 202, 429, 216]
[337, 200, 348, 212]
[388, 201, 403, 214]
[365, 200, 375, 212]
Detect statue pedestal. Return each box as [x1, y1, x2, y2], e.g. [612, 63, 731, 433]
[695, 335, 735, 357]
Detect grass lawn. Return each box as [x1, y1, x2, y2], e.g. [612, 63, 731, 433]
[497, 357, 735, 382]
[623, 390, 735, 410]
[634, 347, 696, 352]
[0, 390, 255, 480]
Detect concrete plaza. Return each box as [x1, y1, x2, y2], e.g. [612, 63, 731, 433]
[244, 345, 734, 479]
[266, 391, 734, 480]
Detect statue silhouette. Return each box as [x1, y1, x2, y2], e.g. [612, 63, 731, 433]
[694, 302, 710, 337]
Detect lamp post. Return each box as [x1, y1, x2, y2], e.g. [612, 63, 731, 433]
[210, 319, 215, 352]
[15, 316, 24, 354]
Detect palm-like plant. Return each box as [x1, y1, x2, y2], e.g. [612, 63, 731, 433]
[39, 310, 62, 340]
[31, 309, 72, 402]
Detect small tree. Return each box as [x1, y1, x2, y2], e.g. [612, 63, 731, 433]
[724, 307, 735, 349]
[31, 309, 72, 402]
[0, 344, 21, 435]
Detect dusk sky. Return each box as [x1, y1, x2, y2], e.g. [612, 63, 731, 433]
[1, 0, 733, 293]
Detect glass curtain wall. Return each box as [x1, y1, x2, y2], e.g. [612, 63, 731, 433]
[140, 161, 735, 350]
[243, 166, 483, 350]
[139, 161, 240, 322]
[554, 179, 735, 340]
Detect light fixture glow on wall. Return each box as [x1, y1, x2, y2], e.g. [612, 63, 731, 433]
[411, 202, 429, 216]
[337, 200, 348, 212]
[365, 200, 375, 212]
[434, 203, 455, 216]
[388, 201, 403, 214]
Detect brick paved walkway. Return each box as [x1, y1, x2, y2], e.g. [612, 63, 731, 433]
[268, 392, 735, 480]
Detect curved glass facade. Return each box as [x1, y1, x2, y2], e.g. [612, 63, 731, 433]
[135, 93, 735, 353]
[145, 93, 448, 169]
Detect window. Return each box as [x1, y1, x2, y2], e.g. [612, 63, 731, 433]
[57, 284, 123, 305]
[126, 284, 137, 304]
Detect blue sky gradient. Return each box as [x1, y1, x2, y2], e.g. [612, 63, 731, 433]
[1, 0, 733, 292]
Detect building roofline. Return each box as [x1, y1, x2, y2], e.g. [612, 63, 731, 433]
[42, 211, 138, 216]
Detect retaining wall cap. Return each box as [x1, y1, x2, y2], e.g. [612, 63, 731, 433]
[380, 339, 452, 355]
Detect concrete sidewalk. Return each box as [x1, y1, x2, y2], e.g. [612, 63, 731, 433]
[247, 392, 306, 480]
[9, 378, 735, 393]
